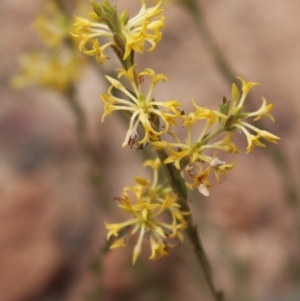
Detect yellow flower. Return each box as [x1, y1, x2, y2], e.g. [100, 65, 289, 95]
[34, 1, 70, 48]
[11, 1, 88, 92]
[151, 99, 239, 170]
[186, 164, 212, 196]
[105, 159, 189, 264]
[219, 77, 280, 153]
[210, 156, 237, 182]
[101, 65, 182, 148]
[11, 51, 84, 92]
[71, 0, 165, 63]
[189, 98, 224, 124]
[246, 97, 275, 121]
[232, 121, 279, 153]
[151, 98, 241, 193]
[235, 77, 260, 108]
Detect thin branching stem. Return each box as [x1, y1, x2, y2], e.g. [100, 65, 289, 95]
[156, 148, 224, 301]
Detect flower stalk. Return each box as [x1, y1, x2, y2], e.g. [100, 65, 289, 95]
[70, 1, 280, 300]
[10, 0, 284, 300]
[157, 147, 224, 300]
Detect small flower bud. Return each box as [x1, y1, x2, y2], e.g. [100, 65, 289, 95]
[210, 156, 226, 169]
[198, 183, 210, 197]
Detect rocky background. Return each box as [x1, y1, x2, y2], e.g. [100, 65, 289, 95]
[1, 0, 300, 301]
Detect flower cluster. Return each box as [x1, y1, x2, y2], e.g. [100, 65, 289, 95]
[101, 65, 182, 148]
[71, 0, 165, 64]
[152, 77, 279, 195]
[71, 0, 280, 263]
[218, 77, 280, 153]
[11, 51, 84, 92]
[11, 1, 86, 92]
[105, 159, 189, 264]
[34, 1, 71, 47]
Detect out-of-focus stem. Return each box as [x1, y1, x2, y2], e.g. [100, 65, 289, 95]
[182, 0, 236, 83]
[65, 85, 101, 166]
[52, 0, 104, 179]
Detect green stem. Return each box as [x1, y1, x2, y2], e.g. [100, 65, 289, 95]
[200, 126, 223, 146]
[74, 0, 225, 296]
[156, 147, 224, 301]
[156, 149, 187, 199]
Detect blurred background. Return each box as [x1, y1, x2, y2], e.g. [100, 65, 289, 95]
[1, 0, 300, 300]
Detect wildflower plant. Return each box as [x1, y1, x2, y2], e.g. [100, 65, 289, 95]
[106, 159, 189, 264]
[8, 0, 278, 299]
[71, 0, 280, 298]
